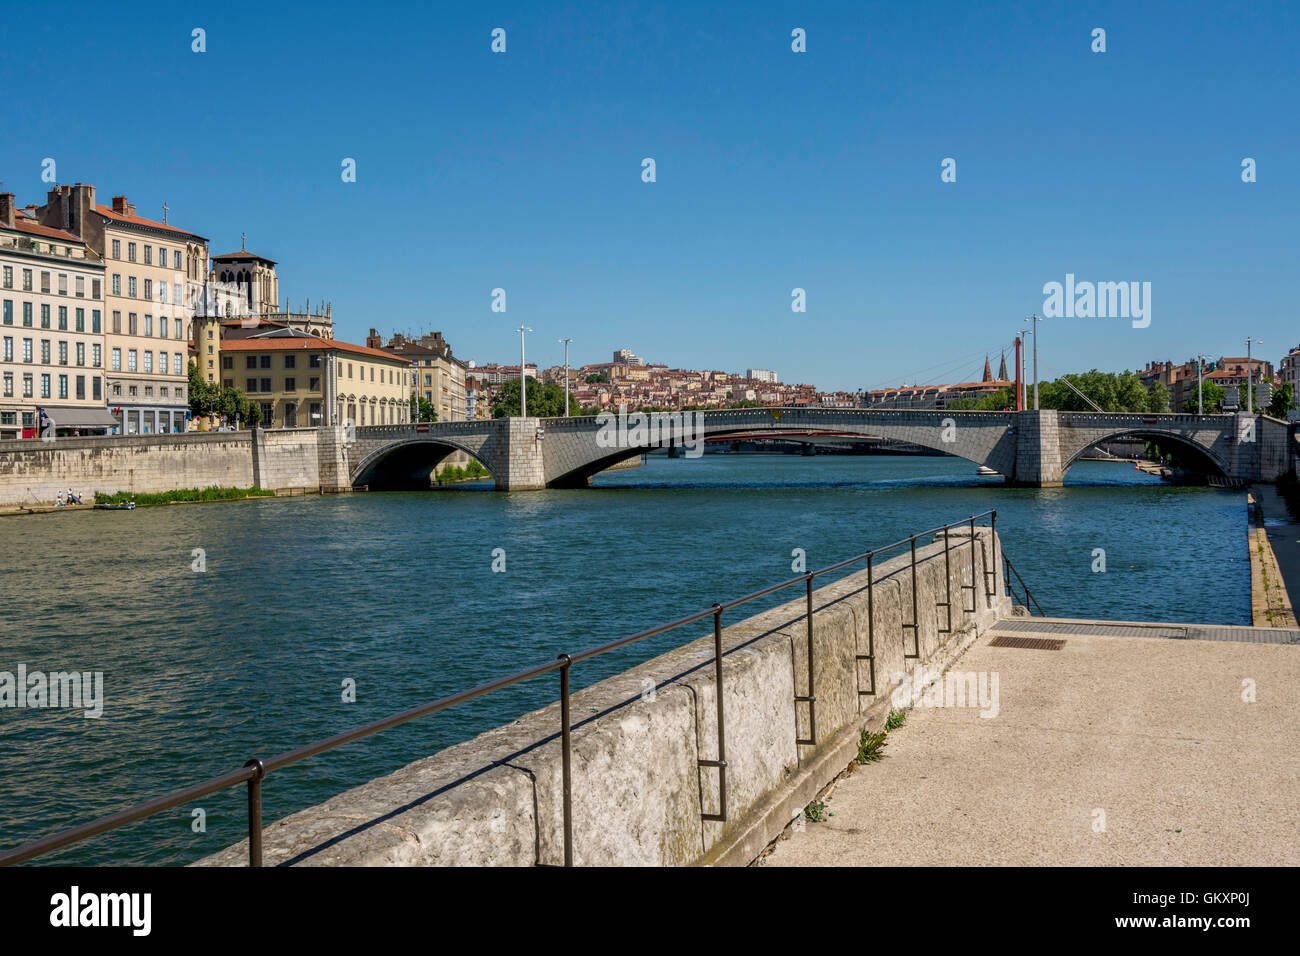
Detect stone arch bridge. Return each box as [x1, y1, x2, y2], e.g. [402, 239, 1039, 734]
[333, 408, 1293, 491]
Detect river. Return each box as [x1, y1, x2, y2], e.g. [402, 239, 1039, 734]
[0, 454, 1248, 864]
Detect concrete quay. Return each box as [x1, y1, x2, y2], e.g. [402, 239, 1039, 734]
[761, 618, 1300, 867]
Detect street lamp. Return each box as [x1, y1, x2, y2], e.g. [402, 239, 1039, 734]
[1196, 353, 1207, 415]
[1017, 328, 1032, 411]
[516, 325, 533, 418]
[558, 336, 572, 418]
[1246, 337, 1262, 415]
[1030, 314, 1041, 410]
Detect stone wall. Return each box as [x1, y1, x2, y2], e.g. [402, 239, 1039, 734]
[0, 432, 257, 507]
[198, 526, 1011, 867]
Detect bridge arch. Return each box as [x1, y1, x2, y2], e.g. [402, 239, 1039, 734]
[1061, 428, 1230, 480]
[351, 437, 493, 490]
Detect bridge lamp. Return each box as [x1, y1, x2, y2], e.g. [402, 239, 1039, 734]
[516, 325, 533, 418]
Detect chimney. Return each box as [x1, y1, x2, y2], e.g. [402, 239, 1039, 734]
[366, 328, 382, 349]
[111, 195, 135, 217]
[0, 193, 14, 229]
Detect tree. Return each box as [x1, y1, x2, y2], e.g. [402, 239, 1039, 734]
[187, 361, 219, 417]
[491, 378, 581, 418]
[1145, 380, 1171, 413]
[585, 372, 609, 384]
[1267, 382, 1294, 419]
[409, 395, 437, 423]
[1183, 380, 1226, 413]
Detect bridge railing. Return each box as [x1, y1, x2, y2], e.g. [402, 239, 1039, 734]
[0, 509, 1036, 868]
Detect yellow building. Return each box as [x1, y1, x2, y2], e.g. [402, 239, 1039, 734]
[36, 183, 208, 434]
[215, 330, 410, 428]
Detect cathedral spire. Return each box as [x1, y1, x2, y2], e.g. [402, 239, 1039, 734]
[982, 355, 993, 382]
[997, 349, 1008, 381]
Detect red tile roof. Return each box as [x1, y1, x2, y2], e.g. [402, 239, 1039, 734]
[218, 335, 406, 363]
[94, 204, 206, 240]
[7, 212, 80, 242]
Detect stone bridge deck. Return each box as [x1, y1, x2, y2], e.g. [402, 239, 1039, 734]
[344, 408, 1293, 490]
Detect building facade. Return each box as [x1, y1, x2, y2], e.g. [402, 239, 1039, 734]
[1, 195, 111, 439]
[378, 330, 468, 422]
[37, 184, 207, 435]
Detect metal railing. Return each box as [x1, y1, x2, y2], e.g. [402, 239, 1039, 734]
[1, 510, 1010, 868]
[1003, 553, 1045, 616]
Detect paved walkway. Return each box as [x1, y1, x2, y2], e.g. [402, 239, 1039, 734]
[1252, 483, 1300, 625]
[760, 620, 1300, 866]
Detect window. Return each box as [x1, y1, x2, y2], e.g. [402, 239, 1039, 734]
[22, 374, 32, 398]
[128, 313, 137, 336]
[92, 278, 101, 299]
[127, 242, 137, 262]
[309, 377, 321, 392]
[143, 246, 152, 266]
[260, 377, 272, 393]
[128, 277, 137, 298]
[143, 351, 153, 374]
[174, 353, 183, 375]
[76, 375, 85, 400]
[285, 377, 296, 392]
[246, 378, 258, 393]
[222, 356, 233, 369]
[159, 283, 169, 305]
[143, 314, 152, 337]
[112, 274, 121, 295]
[40, 374, 50, 398]
[144, 278, 153, 300]
[22, 338, 32, 362]
[57, 273, 68, 295]
[1, 337, 10, 361]
[160, 317, 169, 338]
[1, 373, 10, 397]
[112, 311, 121, 333]
[127, 349, 137, 372]
[145, 386, 153, 397]
[59, 341, 68, 365]
[246, 356, 257, 370]
[223, 379, 234, 389]
[173, 251, 181, 270]
[58, 375, 68, 399]
[92, 344, 102, 368]
[160, 386, 168, 397]
[93, 377, 101, 401]
[75, 276, 85, 297]
[58, 306, 68, 330]
[22, 269, 32, 291]
[40, 305, 50, 329]
[111, 348, 121, 371]
[75, 308, 84, 332]
[111, 239, 121, 259]
[158, 246, 166, 264]
[308, 354, 322, 368]
[259, 355, 271, 369]
[1, 266, 10, 288]
[2, 300, 10, 324]
[40, 340, 50, 364]
[76, 342, 85, 366]
[284, 355, 296, 369]
[22, 303, 31, 327]
[40, 271, 51, 293]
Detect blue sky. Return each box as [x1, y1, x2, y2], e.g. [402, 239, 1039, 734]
[1, 1, 1296, 391]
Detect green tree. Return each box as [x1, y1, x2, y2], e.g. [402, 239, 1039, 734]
[187, 361, 219, 417]
[1183, 380, 1226, 413]
[1267, 382, 1294, 419]
[491, 378, 581, 418]
[409, 395, 438, 423]
[1145, 380, 1171, 413]
[585, 372, 609, 384]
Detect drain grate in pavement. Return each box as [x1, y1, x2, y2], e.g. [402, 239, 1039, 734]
[992, 618, 1300, 645]
[988, 635, 1066, 651]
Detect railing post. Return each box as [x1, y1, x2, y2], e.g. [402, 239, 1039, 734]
[855, 552, 877, 703]
[984, 510, 998, 598]
[903, 535, 920, 658]
[557, 653, 573, 866]
[242, 759, 264, 868]
[937, 525, 952, 634]
[795, 574, 818, 746]
[698, 605, 728, 822]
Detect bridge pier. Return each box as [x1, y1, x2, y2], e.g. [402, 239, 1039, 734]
[1009, 410, 1063, 487]
[494, 417, 547, 491]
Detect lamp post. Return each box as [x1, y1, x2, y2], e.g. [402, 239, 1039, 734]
[516, 325, 532, 418]
[558, 337, 572, 417]
[1030, 314, 1041, 410]
[1197, 353, 1207, 415]
[1246, 337, 1261, 415]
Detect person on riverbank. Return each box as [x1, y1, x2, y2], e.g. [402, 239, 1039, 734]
[67, 488, 83, 505]
[56, 490, 65, 507]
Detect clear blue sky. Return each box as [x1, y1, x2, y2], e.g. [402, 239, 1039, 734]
[1, 1, 1295, 391]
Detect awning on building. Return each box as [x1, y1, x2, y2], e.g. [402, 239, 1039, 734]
[41, 405, 119, 428]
